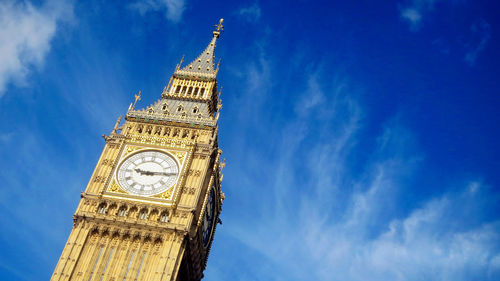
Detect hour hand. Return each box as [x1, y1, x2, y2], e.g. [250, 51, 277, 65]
[134, 168, 154, 176]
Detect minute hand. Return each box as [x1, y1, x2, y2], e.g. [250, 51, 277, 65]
[151, 171, 177, 176]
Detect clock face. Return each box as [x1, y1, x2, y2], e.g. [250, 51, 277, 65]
[116, 150, 179, 196]
[202, 187, 216, 247]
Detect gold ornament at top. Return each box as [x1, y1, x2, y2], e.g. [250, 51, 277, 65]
[212, 18, 224, 38]
[215, 18, 224, 32]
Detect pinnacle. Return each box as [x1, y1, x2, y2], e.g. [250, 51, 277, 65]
[174, 19, 223, 80]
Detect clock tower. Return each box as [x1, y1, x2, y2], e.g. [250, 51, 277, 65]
[51, 20, 225, 281]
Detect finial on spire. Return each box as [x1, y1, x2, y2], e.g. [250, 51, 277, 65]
[215, 58, 221, 75]
[216, 18, 224, 32]
[175, 55, 184, 71]
[132, 90, 141, 109]
[213, 18, 224, 38]
[112, 115, 122, 134]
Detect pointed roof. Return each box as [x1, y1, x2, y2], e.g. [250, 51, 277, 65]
[174, 19, 223, 80]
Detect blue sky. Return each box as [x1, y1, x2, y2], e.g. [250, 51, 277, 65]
[0, 0, 499, 280]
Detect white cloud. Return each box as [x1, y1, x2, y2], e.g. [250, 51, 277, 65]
[130, 0, 185, 22]
[236, 2, 261, 23]
[400, 7, 422, 27]
[233, 120, 499, 280]
[294, 75, 325, 116]
[399, 0, 438, 31]
[220, 60, 500, 279]
[0, 0, 73, 96]
[465, 19, 491, 65]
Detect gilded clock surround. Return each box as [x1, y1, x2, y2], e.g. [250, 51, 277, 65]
[51, 20, 225, 281]
[105, 145, 189, 202]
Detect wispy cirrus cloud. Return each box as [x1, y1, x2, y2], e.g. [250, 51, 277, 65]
[211, 38, 500, 280]
[399, 0, 439, 31]
[230, 78, 500, 279]
[0, 0, 73, 97]
[235, 2, 261, 23]
[400, 2, 491, 66]
[465, 19, 491, 65]
[130, 0, 185, 23]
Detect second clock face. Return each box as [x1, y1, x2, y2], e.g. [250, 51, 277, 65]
[116, 150, 179, 196]
[202, 187, 216, 247]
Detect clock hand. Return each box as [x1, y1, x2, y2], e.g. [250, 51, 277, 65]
[150, 171, 177, 176]
[134, 168, 154, 176]
[135, 168, 175, 177]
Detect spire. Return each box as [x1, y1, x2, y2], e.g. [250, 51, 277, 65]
[174, 19, 223, 80]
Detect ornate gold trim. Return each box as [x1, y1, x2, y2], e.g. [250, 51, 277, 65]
[124, 145, 142, 156]
[108, 180, 127, 194]
[175, 152, 186, 164]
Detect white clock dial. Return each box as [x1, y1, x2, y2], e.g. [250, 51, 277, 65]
[116, 150, 179, 196]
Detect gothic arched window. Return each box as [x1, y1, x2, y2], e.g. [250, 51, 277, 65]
[159, 212, 168, 223]
[97, 203, 107, 214]
[118, 207, 126, 217]
[139, 209, 148, 220]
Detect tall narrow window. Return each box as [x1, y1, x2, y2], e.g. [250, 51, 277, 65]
[88, 246, 104, 281]
[98, 204, 107, 214]
[194, 87, 199, 97]
[175, 85, 180, 94]
[187, 86, 193, 96]
[159, 212, 168, 223]
[122, 251, 135, 281]
[200, 88, 205, 97]
[99, 248, 114, 281]
[118, 207, 126, 217]
[134, 252, 146, 281]
[139, 209, 148, 220]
